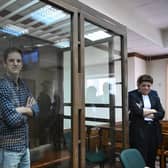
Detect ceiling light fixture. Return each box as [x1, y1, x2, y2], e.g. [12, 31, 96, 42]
[0, 24, 29, 36]
[84, 30, 111, 41]
[54, 39, 70, 48]
[30, 5, 68, 25]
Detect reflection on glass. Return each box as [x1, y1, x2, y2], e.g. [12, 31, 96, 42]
[85, 30, 111, 41]
[30, 5, 68, 25]
[86, 107, 109, 119]
[54, 39, 70, 48]
[86, 78, 116, 104]
[115, 108, 122, 122]
[0, 24, 29, 36]
[115, 84, 122, 106]
[114, 60, 122, 83]
[113, 35, 121, 53]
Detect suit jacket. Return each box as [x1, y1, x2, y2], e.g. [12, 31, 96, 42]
[128, 89, 165, 146]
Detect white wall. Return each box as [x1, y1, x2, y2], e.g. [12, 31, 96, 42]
[79, 0, 163, 47]
[147, 59, 168, 111]
[128, 57, 146, 91]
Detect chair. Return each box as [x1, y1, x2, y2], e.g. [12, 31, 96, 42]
[64, 131, 106, 168]
[157, 121, 168, 168]
[120, 148, 146, 168]
[157, 132, 168, 168]
[86, 150, 106, 168]
[64, 131, 72, 151]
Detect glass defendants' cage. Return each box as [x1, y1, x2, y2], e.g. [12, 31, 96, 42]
[0, 0, 128, 167]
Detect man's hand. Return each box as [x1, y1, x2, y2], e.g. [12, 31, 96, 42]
[26, 97, 36, 107]
[16, 97, 37, 117]
[16, 106, 33, 117]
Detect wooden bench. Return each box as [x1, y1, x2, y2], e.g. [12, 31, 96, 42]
[31, 150, 70, 168]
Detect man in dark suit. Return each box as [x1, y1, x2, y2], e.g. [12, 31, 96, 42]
[129, 74, 165, 168]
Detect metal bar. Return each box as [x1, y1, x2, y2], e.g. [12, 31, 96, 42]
[30, 17, 70, 35]
[0, 0, 17, 12]
[15, 3, 44, 24]
[78, 13, 86, 168]
[108, 38, 116, 165]
[71, 10, 80, 168]
[121, 34, 129, 148]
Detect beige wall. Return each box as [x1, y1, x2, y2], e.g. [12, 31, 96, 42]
[147, 59, 168, 119]
[128, 57, 146, 91]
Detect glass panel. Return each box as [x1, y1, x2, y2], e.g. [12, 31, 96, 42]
[113, 36, 121, 59]
[84, 21, 123, 166]
[115, 84, 122, 106]
[115, 108, 122, 123]
[115, 60, 122, 83]
[0, 1, 72, 167]
[86, 107, 109, 119]
[115, 108, 123, 154]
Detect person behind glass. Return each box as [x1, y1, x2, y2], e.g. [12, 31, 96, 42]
[129, 74, 165, 168]
[0, 47, 39, 168]
[37, 81, 51, 145]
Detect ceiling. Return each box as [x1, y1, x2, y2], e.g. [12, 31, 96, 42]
[128, 0, 168, 29]
[0, 0, 71, 51]
[0, 0, 122, 69]
[79, 0, 168, 56]
[127, 0, 168, 55]
[127, 29, 168, 56]
[0, 0, 167, 57]
[0, 0, 116, 53]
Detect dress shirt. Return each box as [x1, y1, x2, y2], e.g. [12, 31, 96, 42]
[0, 74, 39, 152]
[142, 95, 153, 121]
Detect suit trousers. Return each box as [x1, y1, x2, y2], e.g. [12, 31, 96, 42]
[130, 122, 158, 168]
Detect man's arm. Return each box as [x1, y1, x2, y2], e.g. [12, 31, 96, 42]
[16, 96, 39, 117]
[16, 106, 33, 117]
[0, 93, 27, 128]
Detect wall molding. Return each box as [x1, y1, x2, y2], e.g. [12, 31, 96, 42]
[128, 52, 168, 60]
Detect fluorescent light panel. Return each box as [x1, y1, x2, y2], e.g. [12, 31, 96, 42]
[0, 24, 28, 36]
[84, 30, 111, 41]
[30, 5, 68, 25]
[54, 40, 70, 48]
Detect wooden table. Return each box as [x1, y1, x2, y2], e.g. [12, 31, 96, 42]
[31, 150, 70, 168]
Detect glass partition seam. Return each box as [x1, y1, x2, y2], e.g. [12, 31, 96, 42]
[78, 13, 86, 168]
[108, 39, 116, 163]
[121, 34, 129, 148]
[71, 11, 80, 168]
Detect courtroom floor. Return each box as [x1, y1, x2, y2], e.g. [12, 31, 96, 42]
[43, 157, 168, 168]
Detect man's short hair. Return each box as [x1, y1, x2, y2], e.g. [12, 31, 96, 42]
[137, 74, 153, 85]
[3, 47, 23, 63]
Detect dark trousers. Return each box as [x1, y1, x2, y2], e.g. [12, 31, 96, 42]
[143, 122, 157, 168]
[130, 122, 158, 168]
